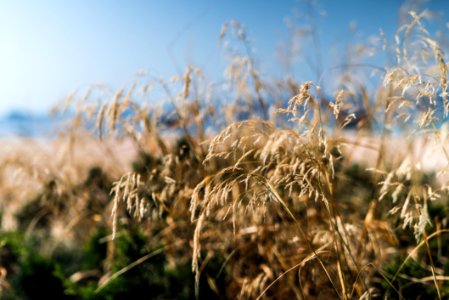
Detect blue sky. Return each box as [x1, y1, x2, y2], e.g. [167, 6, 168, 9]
[0, 0, 447, 115]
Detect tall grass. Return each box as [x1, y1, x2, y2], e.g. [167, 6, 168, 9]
[1, 3, 449, 299]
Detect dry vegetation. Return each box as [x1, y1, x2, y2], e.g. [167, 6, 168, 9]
[1, 3, 449, 300]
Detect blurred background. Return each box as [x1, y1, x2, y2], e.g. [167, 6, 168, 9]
[0, 0, 448, 136]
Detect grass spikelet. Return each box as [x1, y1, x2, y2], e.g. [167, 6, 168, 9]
[108, 88, 123, 132]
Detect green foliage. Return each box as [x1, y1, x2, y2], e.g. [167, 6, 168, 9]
[0, 226, 229, 299]
[60, 227, 227, 299]
[0, 232, 69, 300]
[376, 255, 444, 299]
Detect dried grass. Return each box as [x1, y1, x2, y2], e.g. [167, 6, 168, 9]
[2, 5, 449, 299]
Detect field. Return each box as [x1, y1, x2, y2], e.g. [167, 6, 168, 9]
[1, 5, 449, 300]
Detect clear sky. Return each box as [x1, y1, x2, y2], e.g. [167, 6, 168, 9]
[0, 0, 447, 115]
